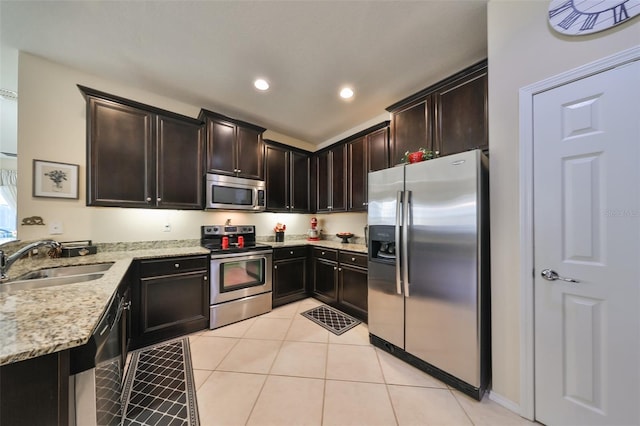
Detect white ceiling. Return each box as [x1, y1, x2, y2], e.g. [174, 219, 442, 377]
[0, 0, 488, 146]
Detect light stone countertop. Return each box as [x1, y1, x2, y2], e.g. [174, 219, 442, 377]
[0, 246, 209, 366]
[0, 239, 366, 367]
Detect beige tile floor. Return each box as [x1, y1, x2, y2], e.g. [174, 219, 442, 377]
[189, 298, 535, 426]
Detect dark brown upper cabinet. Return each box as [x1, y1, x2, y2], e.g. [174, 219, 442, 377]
[80, 85, 204, 210]
[316, 144, 346, 213]
[387, 60, 487, 160]
[264, 140, 311, 213]
[433, 66, 488, 156]
[198, 109, 266, 180]
[347, 123, 390, 211]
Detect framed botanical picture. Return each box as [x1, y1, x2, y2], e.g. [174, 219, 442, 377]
[33, 159, 79, 199]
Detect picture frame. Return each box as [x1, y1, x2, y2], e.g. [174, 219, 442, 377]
[33, 159, 79, 199]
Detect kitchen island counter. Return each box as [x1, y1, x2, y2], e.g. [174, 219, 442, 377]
[0, 245, 209, 366]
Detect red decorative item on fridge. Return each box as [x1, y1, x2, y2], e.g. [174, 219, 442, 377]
[408, 151, 424, 163]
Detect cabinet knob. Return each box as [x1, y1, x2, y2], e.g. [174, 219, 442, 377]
[274, 265, 278, 270]
[286, 206, 290, 209]
[339, 267, 342, 271]
[174, 263, 180, 268]
[290, 251, 294, 255]
[328, 205, 332, 209]
[351, 257, 356, 261]
[157, 197, 161, 202]
[237, 169, 241, 173]
[334, 266, 338, 271]
[204, 276, 208, 281]
[146, 197, 152, 202]
[321, 251, 325, 255]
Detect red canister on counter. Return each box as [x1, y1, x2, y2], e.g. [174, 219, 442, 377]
[238, 236, 244, 247]
[222, 236, 229, 249]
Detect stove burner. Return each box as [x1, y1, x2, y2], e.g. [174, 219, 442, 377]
[201, 225, 271, 254]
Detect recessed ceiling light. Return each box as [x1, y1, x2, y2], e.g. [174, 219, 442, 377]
[339, 87, 354, 99]
[254, 79, 270, 91]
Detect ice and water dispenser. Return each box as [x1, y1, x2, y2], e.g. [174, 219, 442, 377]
[368, 225, 397, 264]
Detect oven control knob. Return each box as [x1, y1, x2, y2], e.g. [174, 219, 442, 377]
[213, 227, 219, 233]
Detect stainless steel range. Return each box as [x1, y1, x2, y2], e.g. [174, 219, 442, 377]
[201, 225, 273, 329]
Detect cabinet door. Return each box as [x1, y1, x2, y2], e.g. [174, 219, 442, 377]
[339, 264, 368, 322]
[316, 151, 331, 212]
[290, 150, 310, 212]
[434, 69, 488, 156]
[156, 115, 204, 209]
[390, 98, 433, 166]
[273, 257, 308, 307]
[368, 127, 389, 172]
[206, 118, 236, 175]
[87, 98, 154, 207]
[313, 258, 338, 303]
[330, 145, 347, 211]
[237, 126, 264, 179]
[265, 144, 289, 211]
[348, 137, 367, 211]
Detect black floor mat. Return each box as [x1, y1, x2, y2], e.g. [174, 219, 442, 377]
[121, 338, 199, 426]
[301, 305, 361, 335]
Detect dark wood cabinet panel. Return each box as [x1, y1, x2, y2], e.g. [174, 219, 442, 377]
[316, 151, 330, 212]
[339, 264, 368, 322]
[237, 126, 264, 180]
[0, 351, 70, 426]
[312, 257, 338, 304]
[81, 86, 203, 210]
[331, 145, 347, 211]
[290, 150, 310, 212]
[348, 136, 367, 211]
[367, 126, 390, 172]
[157, 115, 204, 209]
[206, 118, 236, 176]
[434, 68, 488, 156]
[265, 144, 289, 211]
[390, 98, 433, 166]
[264, 141, 311, 213]
[273, 247, 308, 307]
[87, 98, 154, 207]
[131, 256, 209, 349]
[200, 109, 266, 180]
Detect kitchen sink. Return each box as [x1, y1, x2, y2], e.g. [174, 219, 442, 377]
[0, 263, 114, 293]
[0, 273, 105, 293]
[15, 262, 114, 280]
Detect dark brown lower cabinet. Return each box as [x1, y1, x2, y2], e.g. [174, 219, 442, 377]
[0, 351, 70, 426]
[310, 248, 368, 322]
[131, 255, 209, 349]
[273, 246, 309, 307]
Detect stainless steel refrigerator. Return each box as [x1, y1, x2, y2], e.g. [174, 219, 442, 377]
[367, 149, 490, 400]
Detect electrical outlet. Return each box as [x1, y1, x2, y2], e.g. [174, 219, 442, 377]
[49, 221, 63, 235]
[163, 223, 171, 232]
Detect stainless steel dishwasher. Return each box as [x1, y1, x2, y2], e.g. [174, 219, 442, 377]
[69, 287, 129, 426]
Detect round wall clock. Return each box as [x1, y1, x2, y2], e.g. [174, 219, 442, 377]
[548, 0, 640, 35]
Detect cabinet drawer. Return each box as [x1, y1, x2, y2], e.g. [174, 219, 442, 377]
[274, 246, 308, 260]
[339, 251, 368, 268]
[313, 247, 338, 261]
[139, 255, 208, 277]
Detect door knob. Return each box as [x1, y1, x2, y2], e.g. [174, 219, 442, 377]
[541, 269, 580, 283]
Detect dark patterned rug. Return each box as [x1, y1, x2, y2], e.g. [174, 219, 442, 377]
[301, 305, 361, 335]
[122, 338, 199, 426]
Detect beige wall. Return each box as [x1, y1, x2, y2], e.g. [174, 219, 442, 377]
[17, 53, 366, 243]
[487, 0, 639, 407]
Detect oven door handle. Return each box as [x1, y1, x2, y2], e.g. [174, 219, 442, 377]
[210, 249, 273, 260]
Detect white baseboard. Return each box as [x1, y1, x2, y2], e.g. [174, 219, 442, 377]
[488, 390, 532, 420]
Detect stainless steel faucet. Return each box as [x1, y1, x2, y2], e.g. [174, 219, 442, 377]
[0, 240, 62, 281]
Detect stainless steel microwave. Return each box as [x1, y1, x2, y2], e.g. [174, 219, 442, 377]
[205, 173, 266, 211]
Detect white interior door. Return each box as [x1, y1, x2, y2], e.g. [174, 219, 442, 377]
[533, 60, 640, 425]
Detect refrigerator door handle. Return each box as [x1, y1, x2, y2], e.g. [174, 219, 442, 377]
[395, 191, 403, 295]
[402, 190, 411, 297]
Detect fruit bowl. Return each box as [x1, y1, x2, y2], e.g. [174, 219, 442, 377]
[336, 232, 354, 243]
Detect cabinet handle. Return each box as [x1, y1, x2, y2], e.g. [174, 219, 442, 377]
[328, 205, 332, 209]
[174, 263, 180, 268]
[146, 197, 152, 202]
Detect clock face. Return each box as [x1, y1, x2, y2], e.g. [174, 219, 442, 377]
[548, 0, 640, 35]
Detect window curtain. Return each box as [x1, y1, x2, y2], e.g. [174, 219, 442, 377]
[0, 169, 17, 212]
